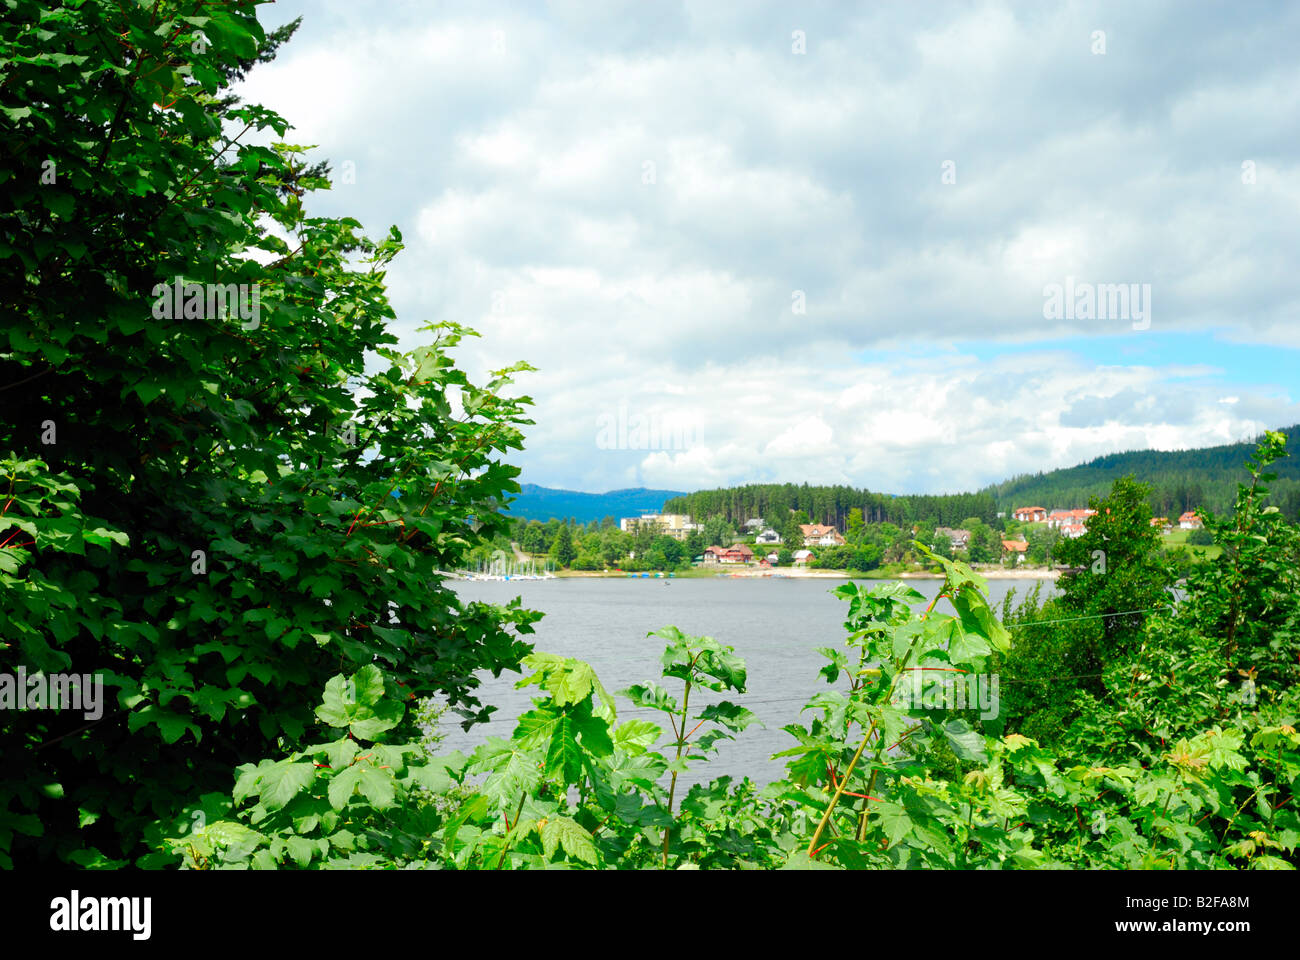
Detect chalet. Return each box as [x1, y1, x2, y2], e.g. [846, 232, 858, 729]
[1058, 522, 1086, 539]
[792, 549, 814, 566]
[799, 523, 845, 547]
[1012, 507, 1047, 523]
[704, 543, 754, 564]
[935, 526, 970, 551]
[726, 543, 755, 563]
[1179, 511, 1204, 530]
[755, 529, 782, 545]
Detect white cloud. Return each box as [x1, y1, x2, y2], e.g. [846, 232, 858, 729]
[239, 0, 1300, 492]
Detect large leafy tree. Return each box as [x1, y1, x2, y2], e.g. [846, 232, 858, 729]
[997, 476, 1173, 744]
[1052, 476, 1173, 660]
[1, 0, 537, 866]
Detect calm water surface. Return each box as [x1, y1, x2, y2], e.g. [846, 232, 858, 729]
[443, 576, 1056, 788]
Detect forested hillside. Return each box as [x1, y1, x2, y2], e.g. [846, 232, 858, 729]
[984, 426, 1300, 517]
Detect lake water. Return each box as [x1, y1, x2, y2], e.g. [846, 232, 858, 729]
[442, 576, 1056, 789]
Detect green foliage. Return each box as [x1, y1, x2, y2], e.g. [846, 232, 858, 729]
[0, 0, 538, 868]
[991, 478, 1174, 747]
[1053, 476, 1174, 656]
[548, 524, 577, 567]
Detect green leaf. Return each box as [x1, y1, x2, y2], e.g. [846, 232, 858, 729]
[327, 765, 364, 811]
[873, 801, 913, 846]
[539, 816, 597, 865]
[612, 719, 662, 754]
[698, 701, 761, 732]
[518, 653, 616, 719]
[316, 737, 358, 769]
[940, 719, 988, 763]
[257, 761, 316, 811]
[469, 738, 542, 808]
[284, 835, 317, 867]
[204, 821, 264, 860]
[950, 587, 1011, 654]
[350, 664, 386, 707]
[618, 682, 679, 715]
[347, 699, 404, 740]
[354, 765, 397, 809]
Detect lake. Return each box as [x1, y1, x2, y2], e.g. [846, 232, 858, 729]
[442, 576, 1057, 789]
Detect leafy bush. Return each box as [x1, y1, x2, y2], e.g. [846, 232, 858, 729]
[0, 0, 537, 868]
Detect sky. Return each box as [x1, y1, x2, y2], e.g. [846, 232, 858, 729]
[235, 0, 1300, 495]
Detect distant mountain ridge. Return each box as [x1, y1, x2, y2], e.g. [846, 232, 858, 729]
[505, 484, 687, 523]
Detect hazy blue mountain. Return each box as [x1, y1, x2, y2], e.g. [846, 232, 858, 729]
[505, 484, 688, 523]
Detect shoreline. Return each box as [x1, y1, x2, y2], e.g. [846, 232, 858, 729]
[550, 566, 1061, 581]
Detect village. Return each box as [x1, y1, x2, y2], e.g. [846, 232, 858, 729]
[611, 504, 1208, 575]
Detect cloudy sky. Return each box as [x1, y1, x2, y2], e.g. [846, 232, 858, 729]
[237, 0, 1300, 495]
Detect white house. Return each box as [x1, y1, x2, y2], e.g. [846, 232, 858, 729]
[755, 529, 781, 545]
[799, 523, 845, 547]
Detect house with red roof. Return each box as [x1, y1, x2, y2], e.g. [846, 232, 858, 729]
[1047, 508, 1096, 532]
[1001, 539, 1030, 563]
[702, 543, 754, 564]
[726, 543, 754, 563]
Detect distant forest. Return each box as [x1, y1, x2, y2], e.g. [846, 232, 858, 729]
[982, 425, 1300, 519]
[662, 484, 999, 529]
[663, 426, 1300, 528]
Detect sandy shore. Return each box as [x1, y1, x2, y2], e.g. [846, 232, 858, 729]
[897, 567, 1062, 580]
